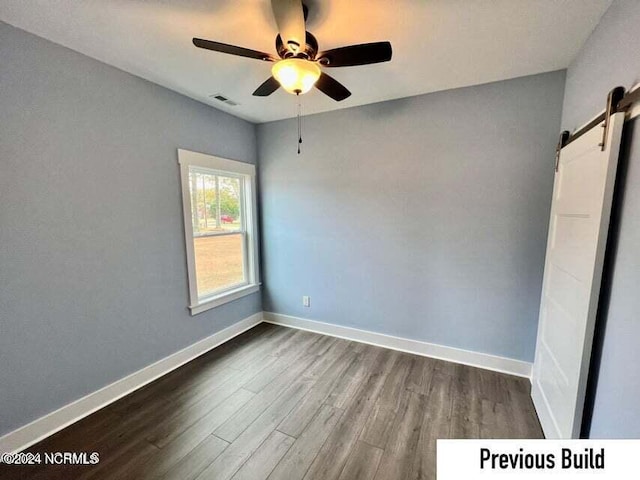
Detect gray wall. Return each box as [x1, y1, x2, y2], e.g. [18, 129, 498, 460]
[0, 22, 260, 436]
[258, 71, 566, 362]
[559, 0, 640, 438]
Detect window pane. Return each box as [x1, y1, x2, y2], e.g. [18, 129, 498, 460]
[218, 175, 242, 231]
[194, 233, 246, 298]
[189, 169, 242, 234]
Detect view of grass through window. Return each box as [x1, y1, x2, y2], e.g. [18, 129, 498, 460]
[189, 168, 246, 298]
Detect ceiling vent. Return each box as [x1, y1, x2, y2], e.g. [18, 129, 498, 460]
[209, 93, 239, 107]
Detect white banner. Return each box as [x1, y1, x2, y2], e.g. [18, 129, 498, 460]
[437, 440, 640, 479]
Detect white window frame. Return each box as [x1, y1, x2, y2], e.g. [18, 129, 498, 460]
[178, 149, 260, 315]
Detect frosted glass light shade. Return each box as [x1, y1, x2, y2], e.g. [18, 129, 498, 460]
[272, 58, 321, 95]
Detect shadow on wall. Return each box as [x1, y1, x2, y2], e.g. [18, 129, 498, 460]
[581, 118, 636, 437]
[354, 95, 419, 119]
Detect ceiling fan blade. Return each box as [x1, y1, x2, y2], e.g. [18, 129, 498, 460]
[192, 38, 277, 62]
[271, 0, 306, 54]
[253, 77, 281, 97]
[315, 72, 351, 102]
[317, 42, 392, 67]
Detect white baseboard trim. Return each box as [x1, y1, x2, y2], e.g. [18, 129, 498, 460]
[0, 312, 263, 455]
[263, 312, 532, 379]
[1, 310, 532, 454]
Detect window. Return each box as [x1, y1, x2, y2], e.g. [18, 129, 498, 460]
[178, 149, 259, 314]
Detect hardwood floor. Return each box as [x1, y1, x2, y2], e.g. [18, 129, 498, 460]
[0, 323, 543, 480]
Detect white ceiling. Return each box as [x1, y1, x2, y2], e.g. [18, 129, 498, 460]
[1, 0, 612, 123]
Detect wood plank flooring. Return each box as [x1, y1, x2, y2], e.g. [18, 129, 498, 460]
[0, 323, 543, 480]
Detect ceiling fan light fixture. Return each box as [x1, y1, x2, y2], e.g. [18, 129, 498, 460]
[271, 58, 321, 95]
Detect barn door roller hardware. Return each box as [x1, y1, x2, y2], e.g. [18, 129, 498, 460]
[617, 85, 640, 112]
[555, 130, 570, 172]
[598, 87, 626, 151]
[561, 86, 640, 150]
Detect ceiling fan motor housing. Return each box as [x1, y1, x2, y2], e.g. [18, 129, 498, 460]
[276, 31, 318, 60]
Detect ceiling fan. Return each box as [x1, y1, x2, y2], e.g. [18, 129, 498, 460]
[192, 0, 392, 102]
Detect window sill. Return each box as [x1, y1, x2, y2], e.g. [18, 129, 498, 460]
[189, 284, 260, 316]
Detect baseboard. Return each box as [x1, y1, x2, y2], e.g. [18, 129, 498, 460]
[1, 310, 531, 454]
[0, 312, 263, 455]
[263, 312, 532, 379]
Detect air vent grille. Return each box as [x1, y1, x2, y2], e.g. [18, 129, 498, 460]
[209, 93, 239, 107]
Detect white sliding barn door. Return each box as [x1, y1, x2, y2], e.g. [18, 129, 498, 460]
[532, 112, 625, 439]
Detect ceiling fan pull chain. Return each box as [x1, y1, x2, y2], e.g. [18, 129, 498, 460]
[297, 93, 302, 155]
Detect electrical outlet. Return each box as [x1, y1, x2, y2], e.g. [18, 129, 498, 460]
[303, 296, 310, 307]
